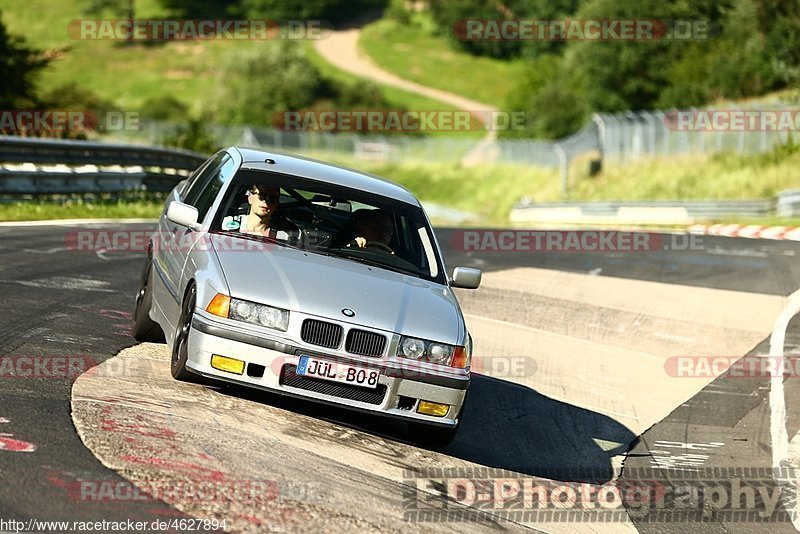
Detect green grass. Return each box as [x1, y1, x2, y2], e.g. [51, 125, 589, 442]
[2, 0, 279, 113]
[359, 18, 523, 108]
[0, 200, 163, 221]
[564, 145, 800, 201]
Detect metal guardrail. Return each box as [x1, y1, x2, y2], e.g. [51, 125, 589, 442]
[509, 194, 796, 225]
[517, 199, 774, 217]
[0, 136, 207, 195]
[0, 135, 206, 168]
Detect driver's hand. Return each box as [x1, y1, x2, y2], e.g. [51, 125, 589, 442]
[355, 237, 367, 248]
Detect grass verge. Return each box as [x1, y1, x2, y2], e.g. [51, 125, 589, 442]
[0, 200, 163, 221]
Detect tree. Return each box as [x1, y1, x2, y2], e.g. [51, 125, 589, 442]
[159, 0, 237, 18]
[213, 42, 325, 126]
[504, 54, 588, 139]
[85, 0, 134, 19]
[428, 0, 583, 59]
[240, 0, 387, 24]
[0, 9, 48, 109]
[564, 0, 731, 112]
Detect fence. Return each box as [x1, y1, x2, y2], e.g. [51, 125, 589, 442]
[112, 104, 797, 175]
[594, 108, 797, 163]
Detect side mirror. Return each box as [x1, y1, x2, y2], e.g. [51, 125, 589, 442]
[167, 201, 202, 231]
[450, 267, 482, 289]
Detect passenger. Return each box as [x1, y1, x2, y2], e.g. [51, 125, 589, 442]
[349, 209, 394, 252]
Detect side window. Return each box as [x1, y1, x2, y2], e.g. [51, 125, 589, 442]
[192, 156, 237, 223]
[182, 152, 227, 206]
[180, 154, 218, 199]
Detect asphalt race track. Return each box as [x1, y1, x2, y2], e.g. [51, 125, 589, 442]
[2, 222, 800, 533]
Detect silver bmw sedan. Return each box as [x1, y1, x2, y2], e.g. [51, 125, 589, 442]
[132, 146, 481, 446]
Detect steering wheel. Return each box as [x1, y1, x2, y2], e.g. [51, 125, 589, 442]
[365, 242, 394, 254]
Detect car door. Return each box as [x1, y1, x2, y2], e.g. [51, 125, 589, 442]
[155, 151, 232, 334]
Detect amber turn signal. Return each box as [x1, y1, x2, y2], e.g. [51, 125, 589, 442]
[450, 346, 468, 369]
[206, 293, 231, 318]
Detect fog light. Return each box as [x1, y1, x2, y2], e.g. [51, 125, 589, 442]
[416, 400, 449, 417]
[211, 354, 245, 375]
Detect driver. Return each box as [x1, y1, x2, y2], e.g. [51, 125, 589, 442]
[349, 209, 394, 252]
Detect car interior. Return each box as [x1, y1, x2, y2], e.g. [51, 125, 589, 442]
[211, 177, 443, 282]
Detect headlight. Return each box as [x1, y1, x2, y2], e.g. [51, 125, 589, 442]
[428, 343, 454, 364]
[397, 336, 461, 366]
[229, 298, 289, 331]
[399, 337, 426, 359]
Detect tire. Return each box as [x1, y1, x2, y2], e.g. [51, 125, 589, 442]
[171, 283, 200, 382]
[132, 255, 165, 342]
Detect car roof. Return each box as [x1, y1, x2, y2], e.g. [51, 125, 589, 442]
[232, 146, 420, 206]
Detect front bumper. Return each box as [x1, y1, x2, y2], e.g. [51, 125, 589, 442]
[186, 312, 469, 427]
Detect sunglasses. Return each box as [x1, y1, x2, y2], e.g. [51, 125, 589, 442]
[250, 191, 279, 203]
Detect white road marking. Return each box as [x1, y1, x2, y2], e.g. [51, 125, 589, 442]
[95, 248, 141, 261]
[696, 390, 754, 396]
[706, 246, 768, 257]
[23, 247, 69, 254]
[0, 434, 37, 453]
[0, 218, 156, 227]
[768, 287, 800, 530]
[7, 276, 115, 292]
[653, 332, 697, 343]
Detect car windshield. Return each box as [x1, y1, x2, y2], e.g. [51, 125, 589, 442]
[211, 170, 445, 284]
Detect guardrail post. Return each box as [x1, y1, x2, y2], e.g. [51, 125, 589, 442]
[555, 143, 568, 197]
[592, 114, 606, 166]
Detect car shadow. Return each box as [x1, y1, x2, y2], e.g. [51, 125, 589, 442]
[216, 372, 635, 485]
[448, 374, 636, 484]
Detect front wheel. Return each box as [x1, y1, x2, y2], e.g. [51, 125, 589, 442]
[171, 284, 199, 382]
[132, 256, 165, 342]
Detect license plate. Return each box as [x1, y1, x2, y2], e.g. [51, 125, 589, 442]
[295, 355, 379, 389]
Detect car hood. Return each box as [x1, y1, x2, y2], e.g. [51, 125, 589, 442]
[210, 235, 463, 343]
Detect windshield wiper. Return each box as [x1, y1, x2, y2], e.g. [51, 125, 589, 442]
[324, 248, 418, 277]
[214, 230, 300, 250]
